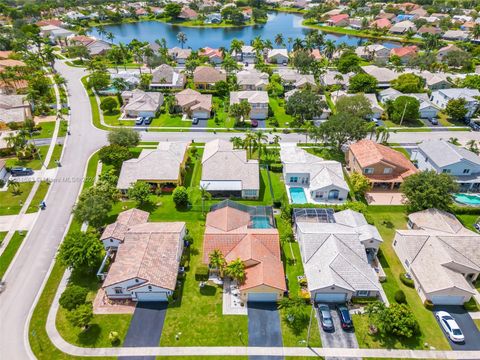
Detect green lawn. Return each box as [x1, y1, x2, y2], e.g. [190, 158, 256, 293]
[0, 231, 6, 245]
[362, 206, 450, 350]
[268, 98, 293, 128]
[208, 97, 235, 129]
[0, 182, 35, 215]
[151, 113, 191, 128]
[32, 120, 69, 139]
[393, 147, 411, 160]
[26, 182, 51, 213]
[5, 144, 63, 170]
[304, 147, 345, 163]
[0, 231, 27, 278]
[456, 213, 479, 232]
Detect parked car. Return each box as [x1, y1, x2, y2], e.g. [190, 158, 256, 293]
[282, 60, 288, 66]
[318, 304, 334, 331]
[436, 311, 465, 343]
[143, 117, 152, 125]
[336, 305, 353, 330]
[474, 222, 480, 232]
[251, 120, 258, 127]
[469, 122, 480, 131]
[429, 118, 438, 125]
[192, 117, 199, 125]
[135, 117, 143, 125]
[10, 167, 33, 176]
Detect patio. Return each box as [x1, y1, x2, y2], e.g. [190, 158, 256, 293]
[93, 288, 136, 315]
[365, 190, 406, 205]
[222, 277, 247, 316]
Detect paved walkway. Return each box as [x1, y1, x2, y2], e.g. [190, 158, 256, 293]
[0, 213, 38, 232]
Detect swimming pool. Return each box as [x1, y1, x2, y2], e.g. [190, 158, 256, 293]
[454, 193, 480, 206]
[289, 187, 307, 204]
[251, 216, 272, 229]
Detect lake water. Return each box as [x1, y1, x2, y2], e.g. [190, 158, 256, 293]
[89, 12, 400, 50]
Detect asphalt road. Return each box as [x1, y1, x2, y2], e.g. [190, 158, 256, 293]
[0, 61, 106, 360]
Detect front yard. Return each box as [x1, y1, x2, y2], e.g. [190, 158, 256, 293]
[268, 98, 293, 128]
[5, 144, 63, 170]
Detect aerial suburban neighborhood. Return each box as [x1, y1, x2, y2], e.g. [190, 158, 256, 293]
[2, 0, 480, 359]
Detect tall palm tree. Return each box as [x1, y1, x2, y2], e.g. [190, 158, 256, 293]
[96, 25, 107, 40]
[209, 249, 225, 275]
[198, 184, 212, 215]
[263, 39, 273, 50]
[177, 32, 187, 49]
[292, 38, 304, 52]
[221, 53, 240, 75]
[106, 32, 115, 44]
[230, 38, 244, 56]
[254, 131, 268, 161]
[243, 131, 256, 159]
[274, 33, 284, 47]
[251, 36, 264, 55]
[467, 140, 479, 154]
[225, 258, 245, 284]
[448, 137, 461, 146]
[118, 42, 129, 71]
[230, 136, 244, 149]
[324, 40, 336, 60]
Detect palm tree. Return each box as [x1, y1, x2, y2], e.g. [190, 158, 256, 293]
[448, 137, 461, 146]
[118, 42, 129, 71]
[467, 140, 479, 155]
[225, 258, 245, 283]
[8, 178, 21, 196]
[263, 39, 273, 50]
[243, 131, 256, 159]
[254, 131, 268, 161]
[473, 24, 480, 40]
[221, 54, 240, 75]
[275, 33, 284, 47]
[287, 37, 293, 52]
[230, 136, 244, 149]
[143, 46, 155, 73]
[334, 73, 344, 100]
[106, 32, 115, 44]
[177, 32, 187, 49]
[198, 184, 212, 215]
[292, 38, 304, 52]
[96, 25, 107, 40]
[209, 249, 225, 275]
[251, 36, 264, 55]
[324, 40, 336, 60]
[230, 38, 244, 56]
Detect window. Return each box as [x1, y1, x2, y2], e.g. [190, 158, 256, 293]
[464, 169, 470, 174]
[290, 176, 298, 183]
[148, 285, 152, 291]
[405, 259, 410, 267]
[383, 167, 393, 174]
[135, 279, 139, 283]
[357, 290, 369, 297]
[363, 168, 374, 175]
[244, 190, 257, 196]
[114, 287, 122, 294]
[442, 169, 451, 174]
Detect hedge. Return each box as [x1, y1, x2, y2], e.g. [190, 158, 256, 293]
[399, 272, 415, 288]
[269, 163, 283, 173]
[195, 264, 209, 281]
[351, 297, 378, 304]
[394, 290, 406, 304]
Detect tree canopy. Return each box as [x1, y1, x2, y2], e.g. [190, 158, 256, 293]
[445, 98, 468, 121]
[128, 181, 152, 205]
[386, 96, 420, 124]
[316, 113, 371, 150]
[335, 94, 373, 119]
[59, 285, 88, 311]
[58, 231, 104, 271]
[391, 73, 425, 93]
[98, 144, 134, 169]
[336, 51, 361, 74]
[285, 87, 326, 124]
[108, 128, 140, 148]
[73, 187, 114, 228]
[348, 73, 378, 94]
[366, 301, 419, 338]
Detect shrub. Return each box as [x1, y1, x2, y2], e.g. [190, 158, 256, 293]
[59, 285, 88, 311]
[464, 298, 479, 311]
[351, 297, 379, 304]
[424, 299, 434, 310]
[394, 290, 406, 304]
[172, 186, 189, 208]
[109, 331, 120, 346]
[0, 179, 4, 188]
[399, 272, 415, 288]
[195, 264, 209, 281]
[269, 163, 283, 172]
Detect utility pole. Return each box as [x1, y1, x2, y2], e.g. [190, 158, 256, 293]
[399, 99, 409, 127]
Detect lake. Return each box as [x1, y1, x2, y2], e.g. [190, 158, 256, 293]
[89, 12, 401, 50]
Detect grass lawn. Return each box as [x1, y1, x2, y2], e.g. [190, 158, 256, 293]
[0, 182, 35, 215]
[47, 144, 64, 168]
[393, 147, 411, 159]
[151, 113, 191, 128]
[456, 213, 479, 232]
[304, 147, 345, 163]
[208, 97, 235, 129]
[26, 182, 51, 213]
[0, 231, 27, 278]
[5, 144, 63, 170]
[33, 120, 69, 139]
[268, 98, 293, 128]
[0, 231, 6, 245]
[362, 206, 450, 350]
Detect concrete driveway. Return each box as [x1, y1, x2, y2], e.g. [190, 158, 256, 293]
[248, 302, 283, 360]
[433, 305, 480, 350]
[317, 306, 360, 360]
[121, 302, 168, 360]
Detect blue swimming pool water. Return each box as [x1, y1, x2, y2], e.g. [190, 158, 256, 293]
[289, 187, 307, 204]
[251, 216, 272, 229]
[454, 193, 480, 206]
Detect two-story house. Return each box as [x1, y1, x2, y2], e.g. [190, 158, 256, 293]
[230, 91, 269, 120]
[430, 88, 480, 119]
[236, 69, 269, 91]
[411, 140, 480, 192]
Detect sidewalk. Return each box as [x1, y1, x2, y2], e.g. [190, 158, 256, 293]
[0, 213, 37, 232]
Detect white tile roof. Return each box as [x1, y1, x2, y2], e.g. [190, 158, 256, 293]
[418, 140, 480, 168]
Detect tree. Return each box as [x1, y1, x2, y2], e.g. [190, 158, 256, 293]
[335, 94, 373, 119]
[278, 296, 309, 333]
[66, 303, 93, 330]
[391, 73, 425, 93]
[88, 70, 110, 90]
[401, 170, 459, 213]
[229, 100, 251, 124]
[164, 3, 182, 18]
[108, 128, 140, 147]
[127, 181, 151, 205]
[59, 285, 88, 311]
[350, 172, 371, 199]
[139, 73, 152, 90]
[461, 75, 480, 90]
[467, 140, 479, 155]
[98, 144, 133, 168]
[209, 249, 225, 275]
[285, 87, 326, 124]
[177, 32, 187, 49]
[445, 98, 468, 122]
[386, 96, 420, 125]
[58, 230, 104, 271]
[213, 80, 229, 98]
[317, 113, 370, 150]
[225, 258, 245, 283]
[443, 50, 472, 70]
[172, 186, 189, 208]
[365, 302, 419, 338]
[291, 49, 315, 74]
[336, 51, 361, 74]
[73, 188, 114, 229]
[348, 73, 378, 93]
[100, 97, 117, 114]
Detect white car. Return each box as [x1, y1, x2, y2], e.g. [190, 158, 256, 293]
[436, 311, 465, 343]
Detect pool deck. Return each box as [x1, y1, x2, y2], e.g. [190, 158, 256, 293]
[286, 185, 347, 206]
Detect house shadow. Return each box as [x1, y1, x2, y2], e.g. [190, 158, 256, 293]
[199, 284, 217, 296]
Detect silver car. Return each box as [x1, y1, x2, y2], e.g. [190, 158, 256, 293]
[318, 304, 334, 331]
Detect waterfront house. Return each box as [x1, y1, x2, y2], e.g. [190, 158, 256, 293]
[370, 18, 392, 30]
[267, 49, 289, 64]
[205, 13, 222, 24]
[121, 89, 163, 118]
[389, 20, 416, 34]
[234, 45, 257, 64]
[193, 66, 226, 90]
[430, 88, 480, 118]
[230, 91, 269, 120]
[178, 6, 198, 20]
[150, 64, 185, 90]
[326, 14, 350, 27]
[199, 47, 223, 65]
[442, 30, 469, 41]
[174, 89, 212, 119]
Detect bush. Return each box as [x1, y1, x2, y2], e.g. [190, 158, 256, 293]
[399, 272, 415, 288]
[424, 299, 434, 310]
[172, 186, 189, 208]
[394, 290, 406, 304]
[269, 163, 283, 172]
[98, 144, 133, 168]
[59, 285, 88, 311]
[464, 298, 479, 311]
[109, 331, 120, 346]
[0, 179, 4, 188]
[351, 297, 379, 304]
[195, 264, 209, 281]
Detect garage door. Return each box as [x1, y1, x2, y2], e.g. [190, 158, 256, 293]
[247, 292, 277, 302]
[314, 293, 347, 303]
[431, 295, 465, 305]
[135, 292, 168, 302]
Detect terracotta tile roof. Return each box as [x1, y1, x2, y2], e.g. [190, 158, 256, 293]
[193, 66, 226, 84]
[349, 139, 417, 179]
[70, 35, 96, 46]
[0, 59, 26, 68]
[200, 47, 223, 59]
[0, 51, 13, 60]
[242, 258, 286, 291]
[390, 45, 418, 58]
[205, 206, 252, 233]
[100, 209, 149, 242]
[36, 19, 63, 27]
[371, 18, 392, 29]
[329, 14, 349, 23]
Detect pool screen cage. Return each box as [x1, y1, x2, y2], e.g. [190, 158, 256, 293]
[292, 208, 335, 224]
[209, 199, 275, 228]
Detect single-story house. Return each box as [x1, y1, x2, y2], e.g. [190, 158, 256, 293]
[442, 30, 469, 41]
[86, 39, 111, 56]
[236, 69, 269, 91]
[205, 13, 222, 24]
[430, 88, 480, 118]
[193, 66, 226, 90]
[234, 45, 257, 64]
[334, 92, 383, 119]
[393, 208, 480, 305]
[100, 208, 150, 249]
[121, 90, 163, 118]
[110, 71, 139, 88]
[230, 91, 269, 120]
[178, 6, 198, 20]
[150, 64, 185, 89]
[0, 94, 32, 123]
[174, 88, 212, 119]
[417, 25, 441, 35]
[276, 69, 316, 89]
[199, 47, 223, 65]
[168, 47, 192, 65]
[370, 18, 392, 29]
[411, 140, 480, 192]
[280, 144, 349, 204]
[327, 14, 349, 27]
[355, 44, 391, 61]
[117, 142, 189, 191]
[102, 220, 186, 302]
[361, 65, 398, 88]
[437, 44, 461, 61]
[408, 70, 452, 90]
[200, 139, 259, 198]
[390, 46, 418, 63]
[347, 139, 418, 189]
[389, 20, 416, 34]
[378, 89, 439, 119]
[267, 49, 289, 64]
[321, 70, 353, 88]
[294, 207, 384, 303]
[203, 200, 286, 302]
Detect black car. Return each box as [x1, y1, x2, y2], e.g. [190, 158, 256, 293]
[192, 117, 199, 125]
[336, 305, 353, 330]
[318, 304, 334, 331]
[10, 167, 33, 176]
[143, 117, 153, 125]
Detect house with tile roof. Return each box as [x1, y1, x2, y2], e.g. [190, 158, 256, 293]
[280, 144, 349, 204]
[411, 140, 480, 192]
[361, 65, 399, 88]
[100, 208, 150, 249]
[203, 200, 286, 302]
[293, 207, 385, 303]
[326, 14, 350, 27]
[436, 44, 461, 61]
[117, 142, 189, 191]
[102, 219, 186, 302]
[346, 139, 418, 189]
[230, 91, 269, 120]
[168, 47, 192, 65]
[370, 18, 392, 29]
[355, 44, 391, 61]
[390, 45, 418, 63]
[174, 88, 212, 119]
[236, 69, 269, 91]
[178, 6, 198, 20]
[267, 49, 289, 64]
[150, 64, 185, 89]
[393, 208, 480, 305]
[200, 139, 259, 198]
[193, 66, 226, 90]
[199, 47, 223, 65]
[389, 20, 416, 34]
[276, 68, 316, 89]
[0, 94, 32, 123]
[121, 89, 163, 118]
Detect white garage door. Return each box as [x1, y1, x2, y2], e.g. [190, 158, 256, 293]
[135, 291, 168, 302]
[314, 293, 347, 303]
[247, 292, 277, 302]
[431, 295, 465, 305]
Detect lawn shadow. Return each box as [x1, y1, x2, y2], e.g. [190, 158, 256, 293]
[365, 328, 422, 349]
[200, 284, 217, 296]
[169, 273, 186, 308]
[377, 249, 391, 269]
[77, 324, 101, 346]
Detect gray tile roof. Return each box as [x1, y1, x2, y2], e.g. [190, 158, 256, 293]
[418, 140, 480, 168]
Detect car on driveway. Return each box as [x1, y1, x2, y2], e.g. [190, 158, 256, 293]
[429, 117, 438, 125]
[336, 305, 353, 331]
[436, 311, 465, 343]
[135, 117, 144, 125]
[10, 167, 33, 176]
[192, 117, 199, 125]
[318, 304, 334, 331]
[143, 117, 152, 125]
